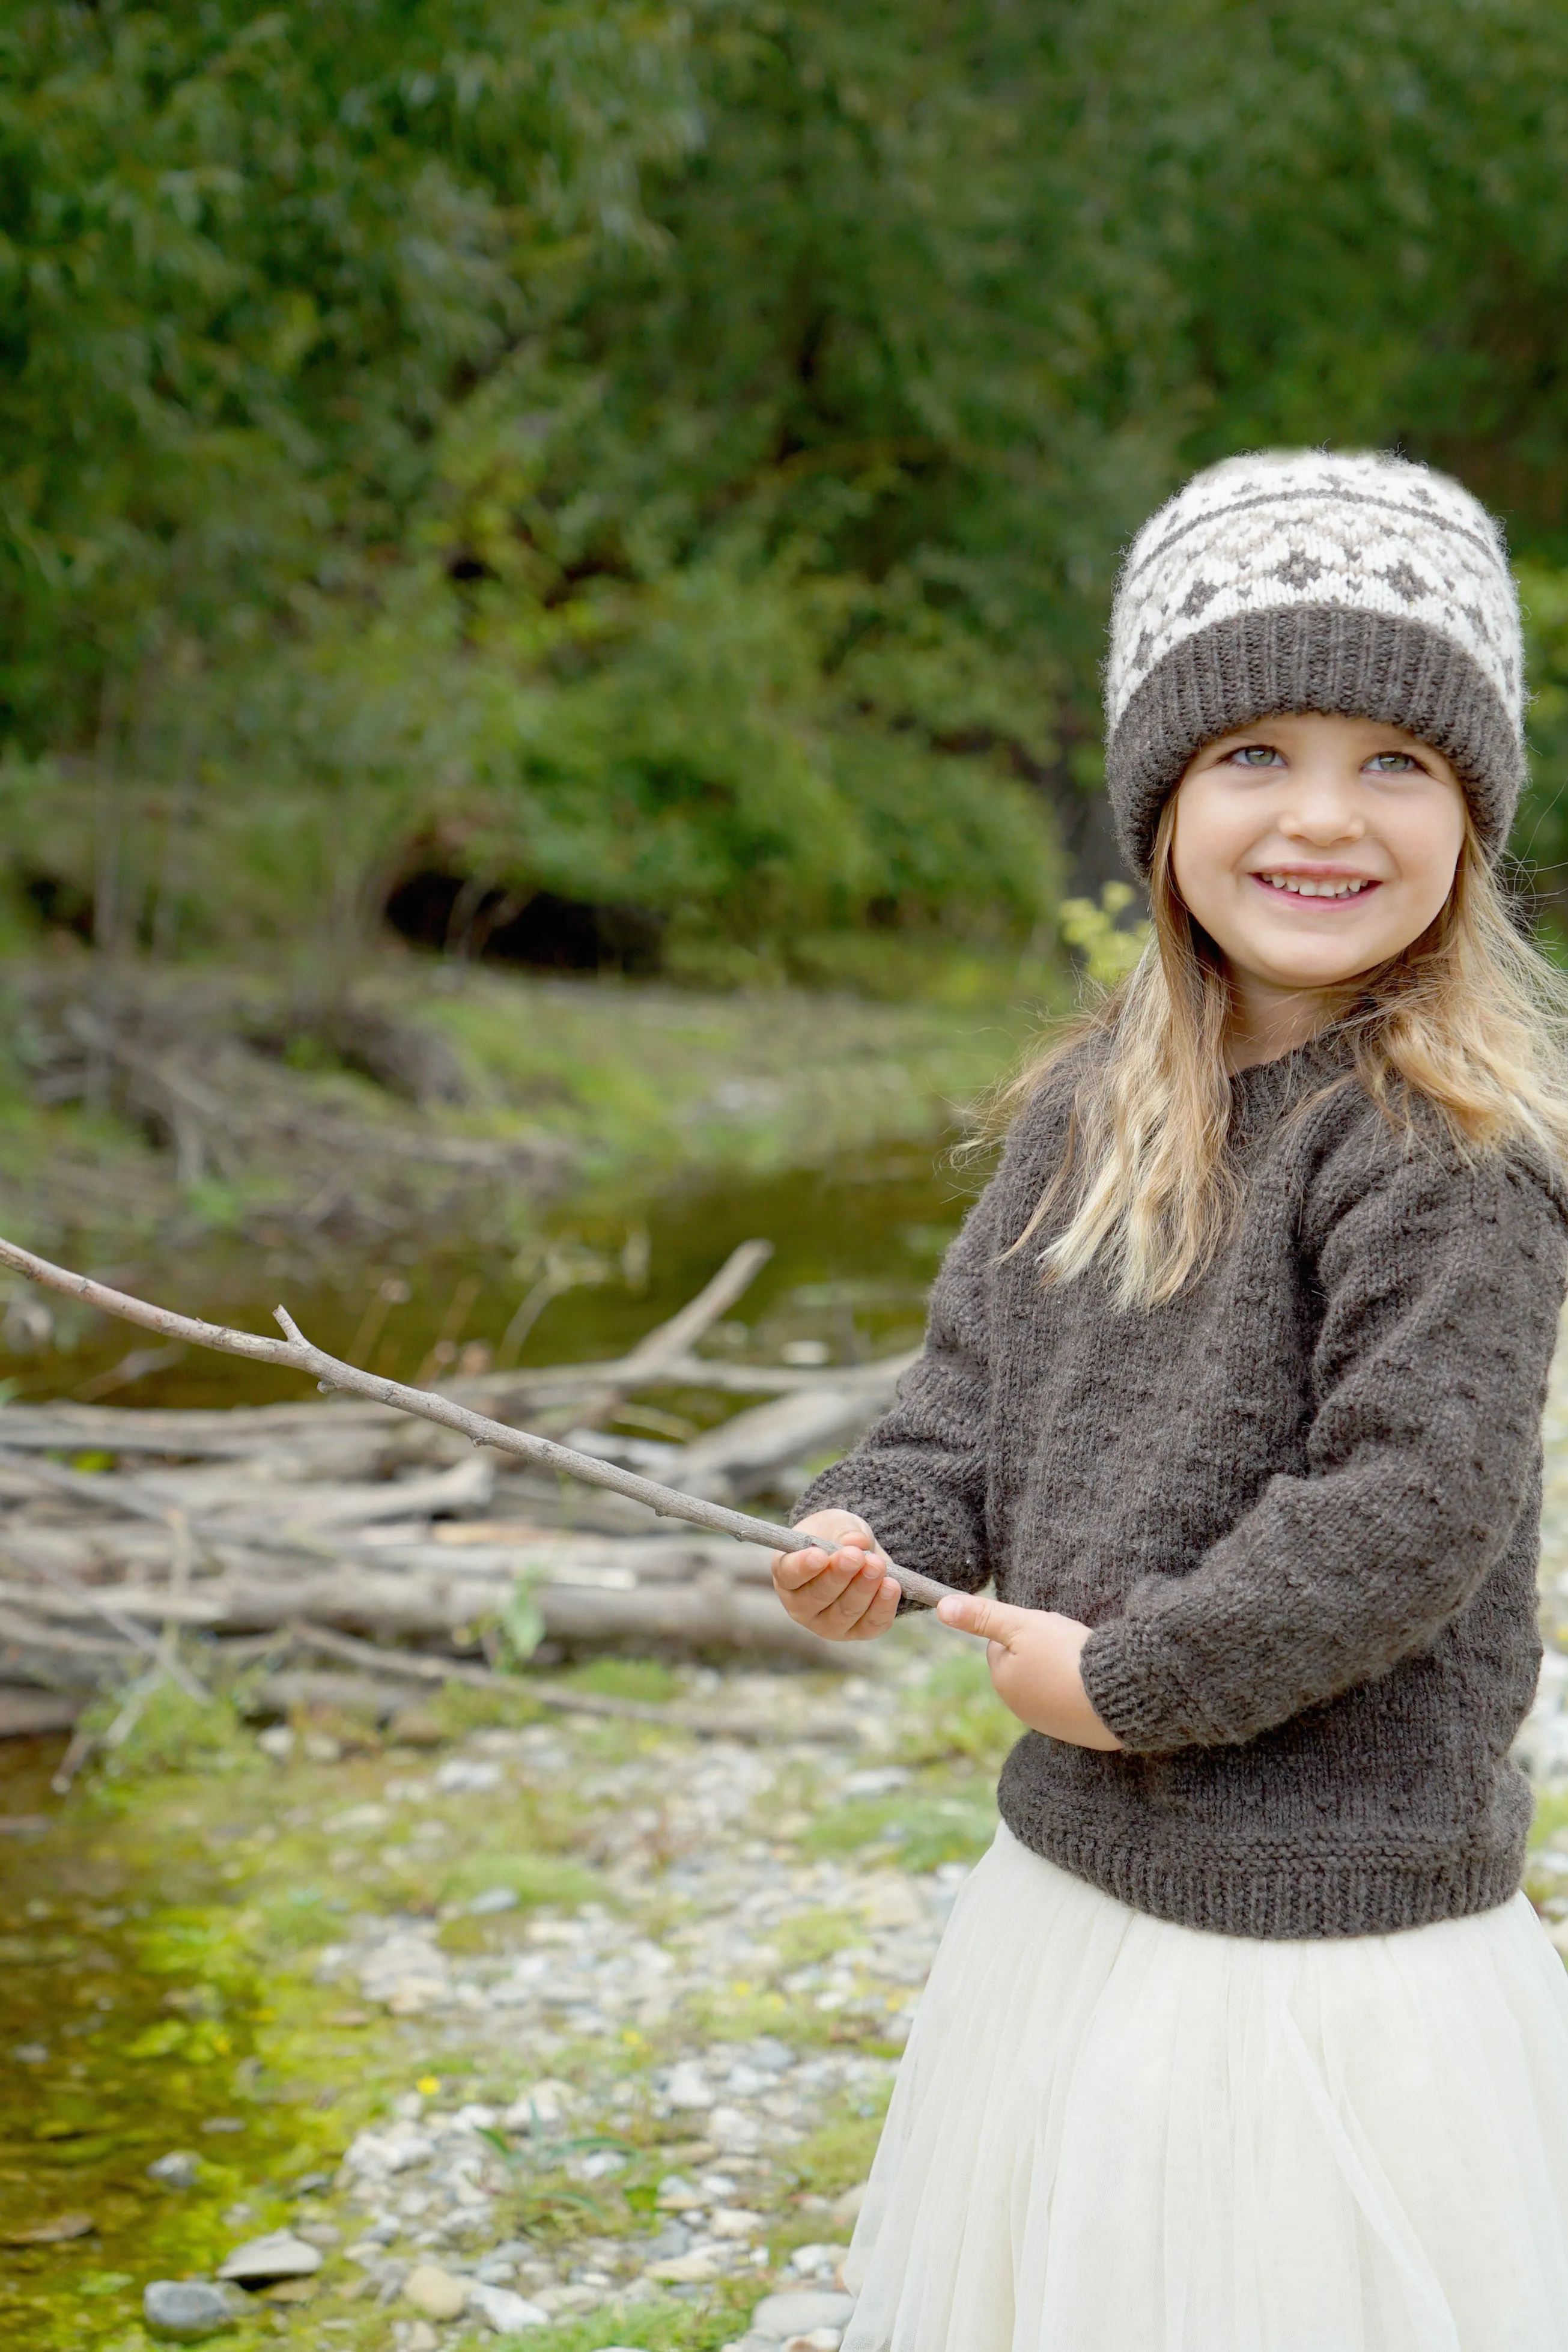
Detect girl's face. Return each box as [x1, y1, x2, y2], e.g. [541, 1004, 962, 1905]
[1170, 713, 1466, 1005]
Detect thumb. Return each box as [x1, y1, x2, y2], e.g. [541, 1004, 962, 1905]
[935, 1590, 1028, 1645]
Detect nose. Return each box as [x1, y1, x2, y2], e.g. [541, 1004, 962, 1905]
[1276, 771, 1366, 846]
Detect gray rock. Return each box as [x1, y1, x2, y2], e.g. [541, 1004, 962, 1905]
[645, 2220, 692, 2261]
[467, 2279, 548, 2332]
[745, 2037, 796, 2073]
[750, 2288, 856, 2338]
[468, 1886, 518, 1915]
[142, 2279, 239, 2339]
[216, 2228, 323, 2284]
[147, 2151, 201, 2189]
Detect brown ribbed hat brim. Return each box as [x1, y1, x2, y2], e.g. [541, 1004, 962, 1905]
[1105, 605, 1524, 877]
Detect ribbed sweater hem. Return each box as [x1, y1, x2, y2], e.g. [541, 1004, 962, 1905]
[997, 1782, 1524, 1941]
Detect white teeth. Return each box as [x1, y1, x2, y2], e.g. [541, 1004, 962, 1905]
[1259, 874, 1373, 899]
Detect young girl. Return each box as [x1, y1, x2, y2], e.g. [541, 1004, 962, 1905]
[774, 450, 1568, 2351]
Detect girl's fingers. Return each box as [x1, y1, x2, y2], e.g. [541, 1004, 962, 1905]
[842, 1576, 901, 1640]
[782, 1549, 889, 1632]
[775, 1543, 861, 1594]
[817, 1562, 896, 1636]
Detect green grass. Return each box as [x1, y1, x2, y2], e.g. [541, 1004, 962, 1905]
[803, 1784, 998, 1872]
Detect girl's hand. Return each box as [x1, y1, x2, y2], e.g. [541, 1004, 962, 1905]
[936, 1593, 1123, 1750]
[771, 1510, 901, 1642]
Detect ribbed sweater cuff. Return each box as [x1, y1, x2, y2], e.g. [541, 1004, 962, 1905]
[1080, 1620, 1214, 1755]
[790, 1466, 983, 1607]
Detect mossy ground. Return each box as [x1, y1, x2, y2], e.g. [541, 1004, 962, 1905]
[0, 1640, 1016, 2351]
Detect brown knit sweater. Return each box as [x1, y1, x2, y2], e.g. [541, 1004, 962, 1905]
[798, 1036, 1568, 1939]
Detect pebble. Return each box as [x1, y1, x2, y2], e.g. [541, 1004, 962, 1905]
[665, 2058, 716, 2108]
[216, 2228, 323, 2283]
[646, 2247, 722, 2284]
[146, 2151, 201, 2189]
[713, 2206, 768, 2238]
[750, 2288, 858, 2336]
[403, 2261, 469, 2319]
[468, 1886, 519, 1914]
[434, 1757, 503, 1793]
[467, 2279, 549, 2331]
[142, 2279, 239, 2339]
[790, 2240, 851, 2276]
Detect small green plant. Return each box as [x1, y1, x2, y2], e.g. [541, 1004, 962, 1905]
[82, 1676, 252, 1790]
[436, 1850, 606, 1912]
[1058, 880, 1150, 988]
[804, 1788, 997, 1871]
[785, 2084, 893, 2196]
[495, 1567, 548, 1665]
[896, 1650, 1018, 1772]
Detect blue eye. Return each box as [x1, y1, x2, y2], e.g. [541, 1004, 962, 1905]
[1227, 744, 1284, 768]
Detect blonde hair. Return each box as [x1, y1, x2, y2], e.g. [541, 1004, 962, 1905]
[999, 800, 1568, 1310]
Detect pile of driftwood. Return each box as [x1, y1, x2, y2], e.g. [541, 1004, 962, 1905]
[0, 1241, 917, 1747]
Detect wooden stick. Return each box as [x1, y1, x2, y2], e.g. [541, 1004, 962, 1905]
[0, 1233, 955, 1611]
[562, 1237, 772, 1430]
[0, 1546, 210, 1701]
[285, 1621, 862, 1742]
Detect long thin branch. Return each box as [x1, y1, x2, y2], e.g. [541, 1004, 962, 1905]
[0, 1234, 955, 1611]
[285, 1621, 860, 1742]
[2, 1546, 209, 1701]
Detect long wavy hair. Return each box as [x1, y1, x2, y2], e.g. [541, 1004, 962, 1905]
[997, 799, 1568, 1310]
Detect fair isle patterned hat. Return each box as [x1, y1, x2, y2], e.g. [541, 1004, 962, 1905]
[1103, 449, 1525, 875]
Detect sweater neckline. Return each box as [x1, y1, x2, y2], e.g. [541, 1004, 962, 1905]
[1227, 1026, 1354, 1107]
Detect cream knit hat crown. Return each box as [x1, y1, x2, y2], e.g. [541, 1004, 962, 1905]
[1103, 449, 1525, 875]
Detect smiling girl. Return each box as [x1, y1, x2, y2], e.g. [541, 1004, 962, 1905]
[772, 451, 1568, 2350]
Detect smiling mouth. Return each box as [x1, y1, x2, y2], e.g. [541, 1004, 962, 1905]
[1251, 872, 1380, 901]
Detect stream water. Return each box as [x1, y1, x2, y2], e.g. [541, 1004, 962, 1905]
[0, 1143, 985, 1416]
[0, 1140, 980, 2345]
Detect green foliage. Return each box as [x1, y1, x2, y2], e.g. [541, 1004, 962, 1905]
[436, 1849, 606, 1911]
[784, 2083, 894, 2196]
[895, 1650, 1020, 1774]
[1059, 882, 1152, 990]
[12, 0, 1568, 966]
[80, 1674, 253, 1788]
[562, 1656, 682, 1702]
[804, 1782, 998, 1870]
[1517, 562, 1568, 937]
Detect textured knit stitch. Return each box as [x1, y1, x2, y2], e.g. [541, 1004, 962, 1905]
[1103, 451, 1525, 875]
[798, 1038, 1568, 1940]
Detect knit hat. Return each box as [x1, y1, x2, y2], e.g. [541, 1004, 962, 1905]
[1102, 450, 1525, 876]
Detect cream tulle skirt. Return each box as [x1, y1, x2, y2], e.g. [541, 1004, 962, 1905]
[842, 1823, 1568, 2352]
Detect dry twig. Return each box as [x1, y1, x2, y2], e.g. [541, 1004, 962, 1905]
[284, 1621, 862, 1742]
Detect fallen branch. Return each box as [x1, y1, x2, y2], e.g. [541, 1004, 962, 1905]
[0, 1563, 843, 1660]
[2, 1546, 209, 1702]
[0, 1233, 955, 1611]
[285, 1621, 863, 1742]
[563, 1236, 772, 1431]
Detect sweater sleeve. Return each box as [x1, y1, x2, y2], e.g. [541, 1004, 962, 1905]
[1080, 1138, 1568, 1755]
[792, 1146, 1020, 1597]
